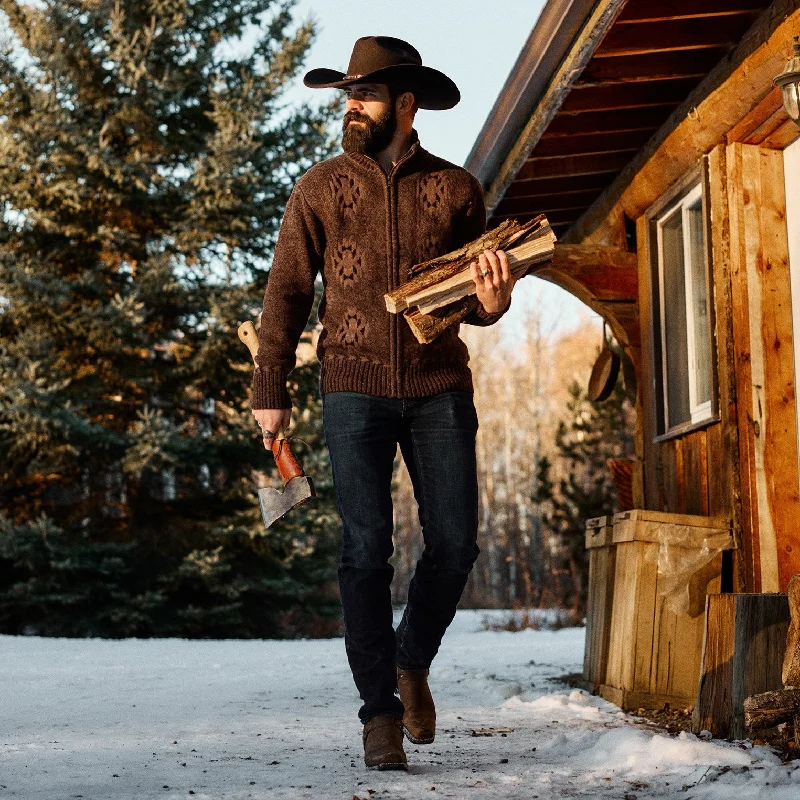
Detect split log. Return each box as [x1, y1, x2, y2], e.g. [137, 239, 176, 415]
[744, 688, 800, 733]
[385, 216, 556, 316]
[403, 296, 480, 344]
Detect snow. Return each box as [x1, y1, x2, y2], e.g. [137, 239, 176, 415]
[2, 609, 798, 799]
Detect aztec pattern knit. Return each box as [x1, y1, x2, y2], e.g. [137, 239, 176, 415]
[252, 129, 510, 409]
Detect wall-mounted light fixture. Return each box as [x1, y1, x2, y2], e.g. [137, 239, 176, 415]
[774, 36, 800, 128]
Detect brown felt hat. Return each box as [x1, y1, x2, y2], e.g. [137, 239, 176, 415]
[303, 35, 460, 111]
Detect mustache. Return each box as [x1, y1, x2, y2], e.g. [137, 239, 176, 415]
[344, 111, 371, 126]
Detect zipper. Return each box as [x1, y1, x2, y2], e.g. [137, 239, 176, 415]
[385, 142, 419, 397]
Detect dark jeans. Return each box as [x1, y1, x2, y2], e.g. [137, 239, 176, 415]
[322, 390, 480, 723]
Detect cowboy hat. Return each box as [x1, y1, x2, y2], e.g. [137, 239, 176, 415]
[303, 35, 460, 111]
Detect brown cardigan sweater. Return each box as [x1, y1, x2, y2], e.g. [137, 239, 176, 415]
[252, 129, 510, 409]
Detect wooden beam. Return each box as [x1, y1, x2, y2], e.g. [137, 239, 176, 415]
[495, 190, 603, 216]
[504, 173, 614, 198]
[564, 2, 800, 245]
[546, 106, 676, 136]
[618, 0, 767, 25]
[517, 151, 633, 181]
[594, 15, 759, 58]
[535, 130, 653, 157]
[727, 143, 800, 593]
[483, 0, 631, 215]
[576, 49, 724, 86]
[561, 78, 701, 113]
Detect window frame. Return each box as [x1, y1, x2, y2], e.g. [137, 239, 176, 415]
[646, 161, 719, 442]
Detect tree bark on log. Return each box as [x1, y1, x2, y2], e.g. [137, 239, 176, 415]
[387, 216, 556, 344]
[744, 687, 800, 732]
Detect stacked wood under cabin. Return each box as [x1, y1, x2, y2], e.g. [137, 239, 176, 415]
[467, 0, 800, 726]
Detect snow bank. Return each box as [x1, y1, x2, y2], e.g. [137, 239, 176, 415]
[2, 610, 798, 799]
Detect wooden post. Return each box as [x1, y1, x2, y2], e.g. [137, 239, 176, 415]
[693, 593, 790, 738]
[727, 143, 800, 593]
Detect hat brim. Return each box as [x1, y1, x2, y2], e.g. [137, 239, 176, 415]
[303, 64, 460, 110]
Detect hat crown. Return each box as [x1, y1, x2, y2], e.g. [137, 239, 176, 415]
[345, 36, 423, 79]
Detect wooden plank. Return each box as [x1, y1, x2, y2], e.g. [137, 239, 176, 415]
[495, 191, 603, 217]
[725, 86, 785, 144]
[599, 684, 697, 711]
[605, 540, 637, 689]
[504, 173, 614, 199]
[675, 437, 686, 514]
[743, 107, 792, 145]
[617, 0, 767, 25]
[680, 431, 707, 516]
[576, 49, 724, 86]
[760, 117, 800, 150]
[661, 440, 680, 513]
[633, 542, 660, 692]
[546, 107, 676, 137]
[482, 0, 634, 214]
[517, 151, 633, 181]
[736, 145, 800, 591]
[534, 129, 653, 158]
[705, 145, 743, 590]
[726, 142, 761, 593]
[731, 593, 791, 738]
[615, 508, 730, 529]
[637, 214, 660, 510]
[565, 2, 800, 244]
[584, 543, 617, 686]
[562, 78, 708, 113]
[594, 16, 756, 59]
[693, 593, 737, 737]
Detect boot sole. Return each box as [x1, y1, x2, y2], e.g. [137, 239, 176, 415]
[403, 725, 435, 745]
[367, 762, 408, 771]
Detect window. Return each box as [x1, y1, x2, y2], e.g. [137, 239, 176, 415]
[649, 177, 716, 437]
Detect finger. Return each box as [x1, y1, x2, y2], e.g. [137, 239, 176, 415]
[497, 249, 511, 283]
[484, 249, 501, 288]
[470, 260, 482, 288]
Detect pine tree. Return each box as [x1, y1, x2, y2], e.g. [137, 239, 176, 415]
[536, 374, 635, 615]
[0, 0, 342, 636]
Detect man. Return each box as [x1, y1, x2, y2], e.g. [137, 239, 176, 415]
[251, 36, 517, 770]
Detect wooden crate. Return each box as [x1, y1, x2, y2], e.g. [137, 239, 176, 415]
[599, 510, 734, 711]
[583, 516, 615, 689]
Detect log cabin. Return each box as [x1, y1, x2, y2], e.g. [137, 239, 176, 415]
[466, 0, 800, 735]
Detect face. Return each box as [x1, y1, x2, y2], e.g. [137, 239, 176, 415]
[341, 83, 397, 156]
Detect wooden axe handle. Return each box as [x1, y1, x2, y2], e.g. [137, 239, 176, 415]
[238, 320, 260, 364]
[238, 319, 305, 484]
[271, 437, 305, 482]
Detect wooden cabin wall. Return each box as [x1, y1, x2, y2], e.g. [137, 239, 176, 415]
[635, 140, 800, 594]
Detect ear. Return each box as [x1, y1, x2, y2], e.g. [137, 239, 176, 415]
[396, 90, 417, 116]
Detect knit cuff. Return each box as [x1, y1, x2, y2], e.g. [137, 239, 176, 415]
[465, 297, 511, 326]
[251, 367, 292, 410]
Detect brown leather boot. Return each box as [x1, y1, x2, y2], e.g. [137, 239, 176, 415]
[362, 716, 407, 770]
[397, 667, 436, 744]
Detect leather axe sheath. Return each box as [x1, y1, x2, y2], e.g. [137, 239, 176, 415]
[238, 321, 316, 529]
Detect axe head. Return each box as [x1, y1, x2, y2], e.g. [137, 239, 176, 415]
[258, 475, 316, 529]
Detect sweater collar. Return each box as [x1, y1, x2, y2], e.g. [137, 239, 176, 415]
[344, 128, 422, 176]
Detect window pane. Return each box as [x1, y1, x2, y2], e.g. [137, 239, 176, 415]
[661, 208, 690, 428]
[686, 197, 711, 408]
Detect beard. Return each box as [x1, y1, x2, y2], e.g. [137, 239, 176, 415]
[342, 104, 397, 156]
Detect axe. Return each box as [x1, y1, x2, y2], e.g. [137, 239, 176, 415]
[238, 321, 316, 529]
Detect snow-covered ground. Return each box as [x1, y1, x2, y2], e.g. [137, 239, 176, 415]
[2, 610, 798, 799]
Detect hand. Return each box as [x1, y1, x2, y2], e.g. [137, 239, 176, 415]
[469, 249, 516, 314]
[252, 408, 292, 449]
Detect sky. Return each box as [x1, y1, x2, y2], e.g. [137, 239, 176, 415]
[282, 0, 595, 344]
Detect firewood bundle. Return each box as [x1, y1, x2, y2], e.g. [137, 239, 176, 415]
[384, 215, 556, 344]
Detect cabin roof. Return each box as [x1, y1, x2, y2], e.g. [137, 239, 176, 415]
[465, 0, 774, 240]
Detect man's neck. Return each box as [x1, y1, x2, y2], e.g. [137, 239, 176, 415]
[375, 130, 414, 174]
